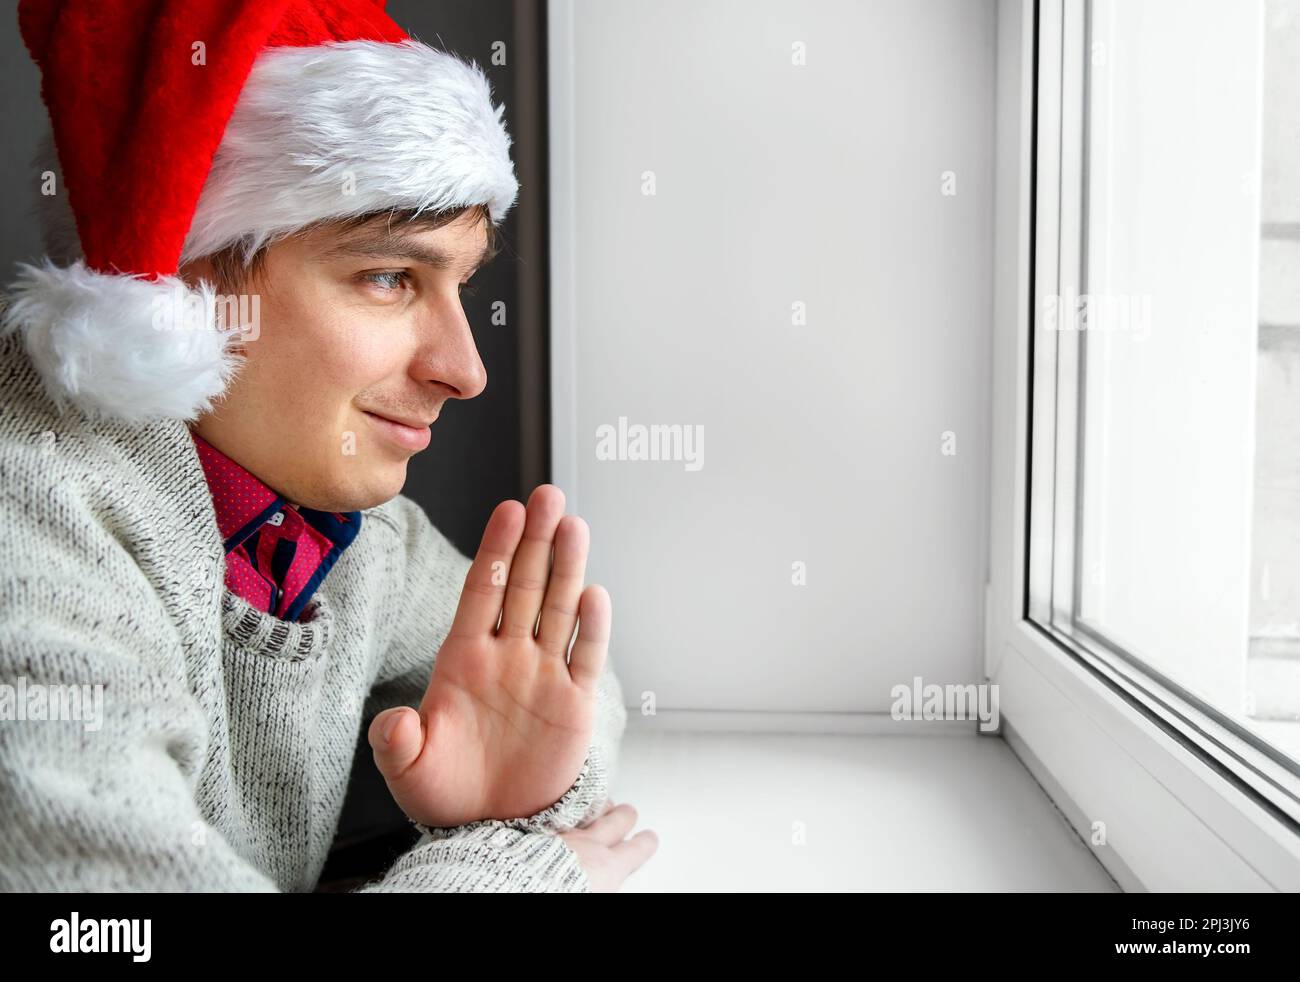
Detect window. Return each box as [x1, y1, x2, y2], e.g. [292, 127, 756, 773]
[1027, 0, 1300, 826]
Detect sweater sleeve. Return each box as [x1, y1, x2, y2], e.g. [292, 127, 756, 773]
[363, 494, 629, 838]
[352, 824, 589, 893]
[0, 467, 282, 891]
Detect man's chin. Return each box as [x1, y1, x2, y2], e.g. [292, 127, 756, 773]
[291, 461, 408, 513]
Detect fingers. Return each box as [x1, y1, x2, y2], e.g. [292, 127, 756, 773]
[581, 801, 639, 846]
[567, 584, 611, 691]
[536, 515, 590, 655]
[499, 485, 566, 640]
[368, 707, 423, 782]
[568, 803, 659, 889]
[448, 499, 527, 638]
[449, 485, 607, 671]
[611, 830, 659, 882]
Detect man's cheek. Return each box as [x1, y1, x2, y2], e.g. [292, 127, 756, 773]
[329, 337, 409, 390]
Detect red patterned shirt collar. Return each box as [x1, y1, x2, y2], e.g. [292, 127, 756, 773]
[190, 429, 362, 621]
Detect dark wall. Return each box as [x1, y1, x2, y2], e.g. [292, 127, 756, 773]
[0, 4, 49, 277]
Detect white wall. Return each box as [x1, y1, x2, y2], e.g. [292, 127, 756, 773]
[550, 0, 998, 714]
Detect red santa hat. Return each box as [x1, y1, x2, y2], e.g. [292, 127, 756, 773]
[3, 0, 519, 423]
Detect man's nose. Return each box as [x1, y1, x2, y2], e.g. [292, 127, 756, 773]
[415, 304, 488, 401]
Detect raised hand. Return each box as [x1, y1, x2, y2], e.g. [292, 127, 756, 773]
[367, 485, 611, 829]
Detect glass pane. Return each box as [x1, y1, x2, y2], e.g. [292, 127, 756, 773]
[1073, 0, 1300, 765]
[1247, 0, 1300, 760]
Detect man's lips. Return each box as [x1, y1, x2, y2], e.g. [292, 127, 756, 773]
[362, 409, 434, 452]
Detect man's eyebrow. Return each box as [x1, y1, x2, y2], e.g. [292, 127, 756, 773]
[316, 229, 492, 273]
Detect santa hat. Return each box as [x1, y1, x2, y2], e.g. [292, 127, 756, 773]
[3, 0, 519, 424]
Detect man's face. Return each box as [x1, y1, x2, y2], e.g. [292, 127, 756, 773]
[188, 209, 491, 512]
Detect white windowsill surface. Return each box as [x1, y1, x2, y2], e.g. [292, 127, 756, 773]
[609, 727, 1118, 892]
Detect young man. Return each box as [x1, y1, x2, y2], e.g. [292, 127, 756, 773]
[0, 0, 656, 892]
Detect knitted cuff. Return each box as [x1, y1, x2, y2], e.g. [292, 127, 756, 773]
[411, 743, 610, 840]
[362, 823, 590, 892]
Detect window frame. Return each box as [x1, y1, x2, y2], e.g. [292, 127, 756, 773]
[988, 0, 1300, 890]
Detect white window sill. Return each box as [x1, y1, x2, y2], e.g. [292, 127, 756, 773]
[611, 725, 1116, 892]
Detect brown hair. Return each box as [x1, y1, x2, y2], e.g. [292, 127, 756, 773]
[202, 202, 501, 295]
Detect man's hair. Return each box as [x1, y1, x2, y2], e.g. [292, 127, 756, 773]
[202, 202, 501, 294]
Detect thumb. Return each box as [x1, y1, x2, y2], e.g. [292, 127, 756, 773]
[368, 707, 423, 780]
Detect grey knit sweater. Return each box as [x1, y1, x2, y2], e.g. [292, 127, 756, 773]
[0, 330, 627, 892]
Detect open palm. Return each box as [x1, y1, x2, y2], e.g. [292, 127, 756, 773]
[367, 485, 610, 828]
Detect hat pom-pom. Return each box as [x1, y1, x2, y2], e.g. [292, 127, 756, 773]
[1, 259, 246, 424]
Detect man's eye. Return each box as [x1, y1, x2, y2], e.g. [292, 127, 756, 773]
[361, 270, 412, 292]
